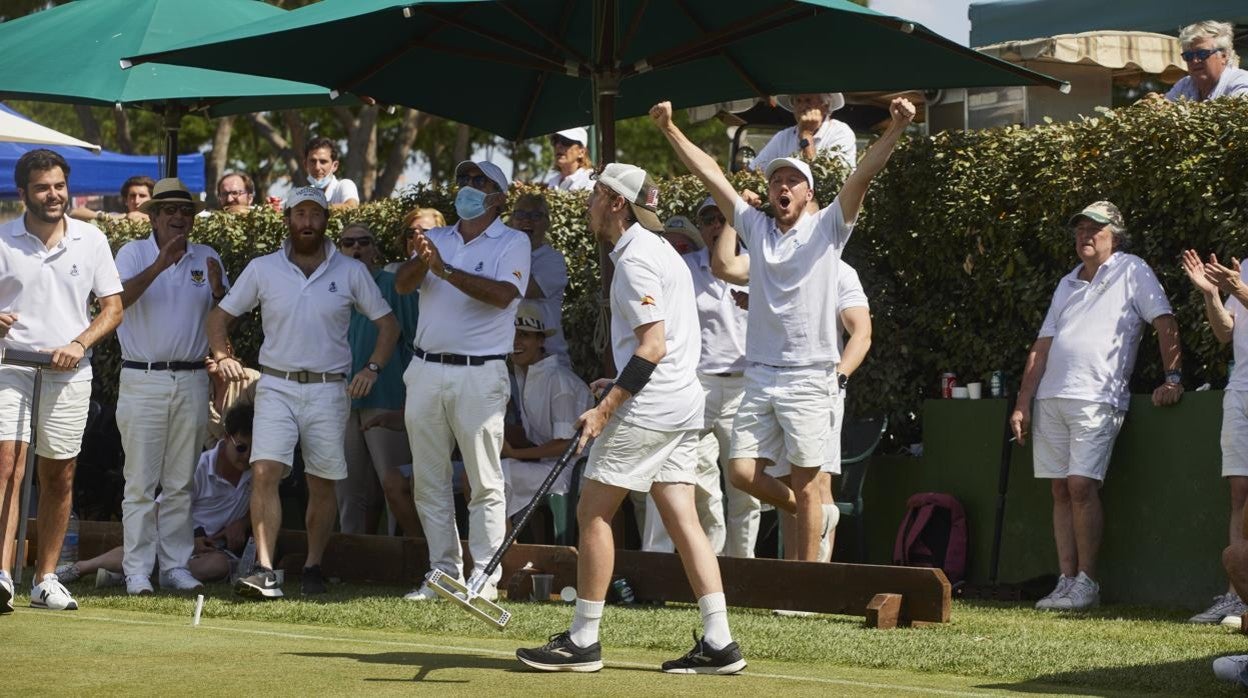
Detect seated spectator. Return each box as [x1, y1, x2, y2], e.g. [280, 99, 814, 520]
[56, 405, 255, 587]
[304, 136, 360, 209]
[1167, 21, 1248, 102]
[386, 208, 447, 273]
[70, 174, 154, 224]
[510, 193, 570, 366]
[542, 127, 595, 191]
[754, 93, 856, 170]
[501, 304, 592, 520]
[661, 215, 704, 256]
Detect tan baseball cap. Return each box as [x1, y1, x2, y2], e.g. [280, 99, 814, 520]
[596, 163, 663, 233]
[1068, 201, 1125, 228]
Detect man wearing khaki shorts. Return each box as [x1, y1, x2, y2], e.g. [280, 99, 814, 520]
[208, 186, 398, 599]
[1011, 201, 1182, 611]
[517, 163, 744, 675]
[0, 149, 123, 613]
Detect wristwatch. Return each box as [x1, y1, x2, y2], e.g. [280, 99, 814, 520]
[1165, 370, 1182, 385]
[798, 137, 812, 150]
[365, 362, 381, 373]
[439, 263, 457, 279]
[837, 372, 849, 391]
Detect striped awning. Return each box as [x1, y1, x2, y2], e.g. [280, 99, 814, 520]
[976, 31, 1186, 82]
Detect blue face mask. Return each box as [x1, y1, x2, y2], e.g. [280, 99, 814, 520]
[308, 173, 331, 189]
[454, 186, 490, 220]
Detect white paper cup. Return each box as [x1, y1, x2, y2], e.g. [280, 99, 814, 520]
[951, 387, 969, 399]
[967, 382, 983, 399]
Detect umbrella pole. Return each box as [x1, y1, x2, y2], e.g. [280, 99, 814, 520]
[162, 109, 183, 179]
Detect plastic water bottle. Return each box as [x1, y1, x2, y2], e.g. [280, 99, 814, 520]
[58, 510, 79, 567]
[234, 536, 256, 582]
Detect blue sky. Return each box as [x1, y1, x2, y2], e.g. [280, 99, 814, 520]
[870, 0, 972, 46]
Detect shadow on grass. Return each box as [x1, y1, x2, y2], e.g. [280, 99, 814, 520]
[979, 653, 1240, 697]
[291, 649, 657, 683]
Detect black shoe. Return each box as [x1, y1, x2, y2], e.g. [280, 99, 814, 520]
[301, 565, 327, 595]
[234, 566, 284, 599]
[516, 631, 603, 672]
[0, 574, 13, 615]
[661, 631, 746, 675]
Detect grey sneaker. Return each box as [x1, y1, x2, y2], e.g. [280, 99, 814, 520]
[1050, 572, 1099, 610]
[1213, 654, 1248, 683]
[1035, 575, 1075, 610]
[1190, 592, 1248, 624]
[95, 568, 124, 588]
[54, 563, 83, 584]
[234, 566, 284, 600]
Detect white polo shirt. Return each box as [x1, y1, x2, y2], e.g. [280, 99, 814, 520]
[1228, 294, 1248, 391]
[413, 217, 531, 356]
[0, 215, 123, 382]
[755, 118, 857, 170]
[542, 168, 594, 192]
[608, 224, 703, 432]
[733, 195, 854, 367]
[516, 354, 592, 444]
[836, 260, 869, 354]
[685, 248, 747, 375]
[219, 238, 392, 375]
[115, 236, 227, 363]
[530, 243, 569, 360]
[321, 175, 360, 206]
[1036, 252, 1172, 411]
[188, 444, 252, 535]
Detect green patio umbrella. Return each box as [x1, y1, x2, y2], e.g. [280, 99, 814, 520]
[0, 0, 352, 177]
[125, 0, 1067, 161]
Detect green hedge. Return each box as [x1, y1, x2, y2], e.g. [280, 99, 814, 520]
[94, 99, 1248, 445]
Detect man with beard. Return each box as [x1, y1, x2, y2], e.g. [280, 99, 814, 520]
[207, 187, 398, 599]
[651, 97, 913, 562]
[517, 163, 744, 675]
[0, 149, 124, 612]
[113, 178, 228, 595]
[394, 160, 530, 602]
[510, 193, 569, 366]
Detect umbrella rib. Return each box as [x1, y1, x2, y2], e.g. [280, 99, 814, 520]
[336, 7, 466, 94]
[514, 0, 578, 140]
[410, 39, 576, 77]
[616, 0, 650, 60]
[669, 0, 766, 97]
[496, 3, 588, 66]
[417, 7, 581, 76]
[626, 5, 815, 77]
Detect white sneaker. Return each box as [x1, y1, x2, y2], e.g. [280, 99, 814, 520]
[1213, 654, 1248, 683]
[31, 573, 78, 610]
[1050, 572, 1099, 610]
[95, 568, 124, 588]
[0, 573, 13, 614]
[126, 574, 154, 596]
[1190, 592, 1248, 624]
[160, 567, 203, 591]
[817, 504, 840, 562]
[1035, 575, 1075, 610]
[403, 582, 443, 601]
[54, 563, 83, 584]
[1223, 614, 1244, 630]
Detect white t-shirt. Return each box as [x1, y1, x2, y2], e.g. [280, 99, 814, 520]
[1226, 294, 1248, 391]
[321, 175, 360, 205]
[733, 195, 854, 367]
[218, 239, 392, 375]
[189, 444, 252, 536]
[754, 118, 857, 170]
[1036, 252, 1172, 411]
[685, 248, 747, 375]
[0, 216, 123, 382]
[414, 217, 531, 356]
[607, 224, 704, 432]
[836, 260, 869, 355]
[530, 243, 569, 361]
[114, 237, 228, 363]
[542, 168, 594, 192]
[1166, 66, 1248, 102]
[516, 354, 592, 445]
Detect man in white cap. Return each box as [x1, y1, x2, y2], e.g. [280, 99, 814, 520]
[542, 127, 595, 191]
[208, 185, 398, 599]
[0, 149, 123, 613]
[501, 303, 592, 521]
[754, 93, 856, 170]
[651, 96, 913, 562]
[395, 159, 530, 602]
[113, 177, 228, 596]
[516, 162, 745, 675]
[1011, 201, 1182, 611]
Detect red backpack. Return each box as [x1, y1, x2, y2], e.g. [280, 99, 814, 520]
[892, 493, 968, 585]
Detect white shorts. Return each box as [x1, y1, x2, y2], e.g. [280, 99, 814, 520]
[0, 366, 92, 459]
[584, 417, 699, 493]
[767, 387, 845, 478]
[1222, 390, 1248, 478]
[251, 375, 350, 480]
[1032, 397, 1125, 482]
[732, 362, 836, 468]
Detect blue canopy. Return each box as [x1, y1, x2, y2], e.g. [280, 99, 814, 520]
[0, 104, 204, 199]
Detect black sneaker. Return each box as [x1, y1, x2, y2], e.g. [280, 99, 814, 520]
[0, 574, 13, 615]
[234, 566, 284, 599]
[301, 565, 326, 595]
[661, 631, 746, 675]
[516, 631, 603, 672]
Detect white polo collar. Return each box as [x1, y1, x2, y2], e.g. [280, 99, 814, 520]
[453, 215, 509, 241]
[608, 223, 646, 263]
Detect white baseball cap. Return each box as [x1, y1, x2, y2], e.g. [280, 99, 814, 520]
[775, 93, 845, 113]
[454, 160, 509, 193]
[596, 162, 663, 233]
[552, 127, 589, 146]
[285, 185, 328, 211]
[763, 157, 814, 190]
[662, 215, 704, 250]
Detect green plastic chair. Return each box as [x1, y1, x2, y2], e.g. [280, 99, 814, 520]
[835, 415, 888, 562]
[540, 456, 587, 546]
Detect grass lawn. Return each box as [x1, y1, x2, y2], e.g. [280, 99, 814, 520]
[5, 577, 1245, 696]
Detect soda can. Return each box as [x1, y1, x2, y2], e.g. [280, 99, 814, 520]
[940, 372, 956, 399]
[990, 370, 1006, 398]
[610, 577, 635, 605]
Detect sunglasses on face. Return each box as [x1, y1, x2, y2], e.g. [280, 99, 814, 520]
[157, 203, 196, 216]
[339, 237, 373, 248]
[551, 136, 581, 148]
[228, 435, 251, 454]
[1182, 47, 1224, 62]
[404, 227, 425, 238]
[511, 210, 547, 222]
[699, 212, 726, 226]
[456, 173, 491, 189]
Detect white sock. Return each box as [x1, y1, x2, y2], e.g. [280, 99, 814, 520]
[569, 598, 604, 647]
[698, 592, 732, 650]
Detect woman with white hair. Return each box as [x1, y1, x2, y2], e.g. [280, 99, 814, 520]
[542, 127, 595, 191]
[753, 93, 857, 170]
[1166, 20, 1248, 102]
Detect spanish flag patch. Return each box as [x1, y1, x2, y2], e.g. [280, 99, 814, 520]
[640, 295, 656, 307]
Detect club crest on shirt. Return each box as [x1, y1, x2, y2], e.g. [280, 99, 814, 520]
[474, 261, 484, 273]
[640, 295, 656, 307]
[190, 269, 206, 286]
[328, 281, 338, 293]
[69, 264, 80, 277]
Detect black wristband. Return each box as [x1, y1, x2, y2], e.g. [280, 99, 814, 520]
[616, 354, 658, 395]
